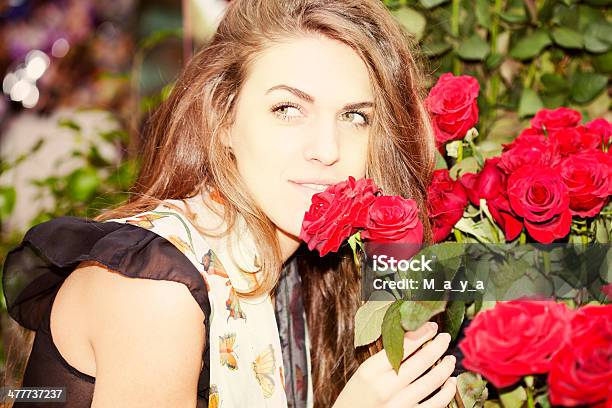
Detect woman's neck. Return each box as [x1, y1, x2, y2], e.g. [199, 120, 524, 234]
[276, 227, 302, 264]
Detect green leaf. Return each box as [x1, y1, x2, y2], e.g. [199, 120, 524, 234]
[457, 34, 491, 61]
[499, 385, 527, 408]
[354, 292, 396, 347]
[419, 242, 465, 270]
[570, 72, 607, 104]
[578, 4, 606, 31]
[434, 148, 448, 170]
[475, 0, 491, 29]
[420, 0, 449, 9]
[392, 7, 427, 42]
[535, 393, 552, 408]
[593, 50, 612, 73]
[454, 217, 497, 243]
[0, 186, 16, 219]
[457, 372, 489, 408]
[67, 167, 100, 202]
[584, 21, 612, 53]
[518, 88, 544, 118]
[509, 30, 551, 60]
[423, 42, 452, 57]
[541, 93, 568, 109]
[443, 301, 465, 341]
[541, 73, 569, 94]
[499, 11, 528, 24]
[400, 300, 447, 331]
[551, 27, 584, 49]
[449, 157, 480, 179]
[595, 218, 611, 243]
[485, 53, 504, 70]
[382, 300, 405, 373]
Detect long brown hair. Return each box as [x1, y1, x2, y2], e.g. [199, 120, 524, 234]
[6, 0, 436, 406]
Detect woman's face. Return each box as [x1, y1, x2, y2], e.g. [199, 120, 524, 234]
[227, 35, 373, 246]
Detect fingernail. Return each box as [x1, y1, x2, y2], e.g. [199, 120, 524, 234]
[428, 322, 438, 331]
[445, 355, 456, 364]
[438, 332, 451, 342]
[448, 377, 457, 386]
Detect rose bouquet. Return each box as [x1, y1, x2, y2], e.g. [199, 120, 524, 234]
[299, 71, 611, 408]
[424, 72, 611, 407]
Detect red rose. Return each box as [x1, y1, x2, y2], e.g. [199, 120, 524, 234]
[549, 126, 602, 156]
[427, 169, 468, 242]
[530, 107, 582, 134]
[300, 176, 380, 256]
[460, 158, 523, 241]
[559, 150, 612, 217]
[548, 305, 612, 407]
[458, 300, 573, 388]
[361, 196, 424, 260]
[499, 132, 559, 174]
[585, 118, 611, 148]
[425, 73, 480, 145]
[507, 165, 571, 243]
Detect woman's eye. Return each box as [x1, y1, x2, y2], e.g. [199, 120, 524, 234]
[341, 111, 370, 128]
[271, 103, 302, 121]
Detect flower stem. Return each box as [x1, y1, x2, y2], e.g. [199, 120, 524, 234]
[525, 376, 536, 408]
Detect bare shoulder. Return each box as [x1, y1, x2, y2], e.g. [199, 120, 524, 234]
[73, 260, 205, 407]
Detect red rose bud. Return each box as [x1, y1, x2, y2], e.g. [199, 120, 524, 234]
[559, 150, 612, 218]
[425, 72, 480, 145]
[460, 157, 505, 204]
[548, 304, 612, 407]
[427, 169, 468, 242]
[530, 107, 582, 134]
[507, 165, 572, 243]
[299, 176, 379, 256]
[361, 195, 424, 261]
[458, 300, 574, 388]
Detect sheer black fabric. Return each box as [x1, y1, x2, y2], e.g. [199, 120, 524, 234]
[2, 216, 212, 407]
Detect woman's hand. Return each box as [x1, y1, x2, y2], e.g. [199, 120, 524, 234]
[334, 322, 456, 408]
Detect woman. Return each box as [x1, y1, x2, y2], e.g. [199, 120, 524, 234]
[2, 0, 457, 407]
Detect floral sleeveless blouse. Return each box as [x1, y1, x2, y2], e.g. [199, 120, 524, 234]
[104, 191, 313, 407]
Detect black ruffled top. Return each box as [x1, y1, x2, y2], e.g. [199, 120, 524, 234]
[3, 215, 311, 408]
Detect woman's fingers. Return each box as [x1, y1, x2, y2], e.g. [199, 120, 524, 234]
[388, 332, 452, 388]
[390, 354, 456, 407]
[364, 322, 438, 374]
[415, 376, 457, 408]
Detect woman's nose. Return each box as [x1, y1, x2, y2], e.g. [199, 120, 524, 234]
[302, 118, 340, 166]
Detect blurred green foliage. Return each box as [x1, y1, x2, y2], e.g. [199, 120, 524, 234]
[385, 0, 611, 147]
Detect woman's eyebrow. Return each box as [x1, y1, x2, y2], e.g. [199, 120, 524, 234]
[265, 84, 374, 110]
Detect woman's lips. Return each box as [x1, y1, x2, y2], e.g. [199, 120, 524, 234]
[288, 180, 330, 194]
